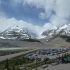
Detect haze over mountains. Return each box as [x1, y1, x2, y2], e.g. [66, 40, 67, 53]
[0, 25, 37, 40]
[42, 24, 70, 37]
[0, 24, 70, 49]
[0, 24, 70, 40]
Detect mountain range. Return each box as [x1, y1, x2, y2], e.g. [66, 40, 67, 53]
[0, 24, 70, 40]
[0, 24, 70, 48]
[42, 24, 70, 37]
[0, 25, 35, 40]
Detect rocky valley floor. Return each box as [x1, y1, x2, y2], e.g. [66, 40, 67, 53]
[0, 36, 70, 49]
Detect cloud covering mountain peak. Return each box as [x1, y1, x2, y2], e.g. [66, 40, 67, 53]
[0, 0, 70, 38]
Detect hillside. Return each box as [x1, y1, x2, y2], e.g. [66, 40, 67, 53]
[40, 36, 70, 48]
[60, 35, 70, 42]
[0, 39, 47, 49]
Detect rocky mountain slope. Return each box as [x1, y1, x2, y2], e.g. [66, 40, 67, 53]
[0, 25, 30, 39]
[0, 24, 70, 49]
[40, 24, 70, 48]
[42, 24, 70, 37]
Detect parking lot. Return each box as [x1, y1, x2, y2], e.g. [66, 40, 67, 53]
[26, 48, 70, 61]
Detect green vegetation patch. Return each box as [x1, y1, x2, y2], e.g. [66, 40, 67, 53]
[20, 39, 40, 42]
[0, 52, 35, 70]
[60, 35, 70, 42]
[0, 49, 28, 56]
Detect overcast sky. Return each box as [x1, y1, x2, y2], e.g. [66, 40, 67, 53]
[0, 0, 70, 36]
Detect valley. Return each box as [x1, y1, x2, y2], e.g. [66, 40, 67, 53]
[0, 24, 70, 70]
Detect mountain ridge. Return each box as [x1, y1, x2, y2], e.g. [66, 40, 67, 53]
[0, 25, 30, 39]
[42, 24, 70, 37]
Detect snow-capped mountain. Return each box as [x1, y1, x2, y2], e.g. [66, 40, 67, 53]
[42, 24, 70, 36]
[0, 25, 30, 39]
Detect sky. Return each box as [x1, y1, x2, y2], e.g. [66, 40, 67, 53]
[0, 0, 70, 37]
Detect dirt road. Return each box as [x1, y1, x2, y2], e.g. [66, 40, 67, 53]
[0, 49, 38, 62]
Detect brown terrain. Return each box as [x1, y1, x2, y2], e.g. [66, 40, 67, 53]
[0, 36, 70, 49]
[40, 36, 70, 49]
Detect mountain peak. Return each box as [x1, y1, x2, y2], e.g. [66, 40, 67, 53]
[10, 25, 21, 30]
[42, 24, 70, 37]
[0, 25, 30, 39]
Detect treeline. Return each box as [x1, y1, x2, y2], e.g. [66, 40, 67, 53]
[60, 35, 70, 42]
[20, 39, 40, 42]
